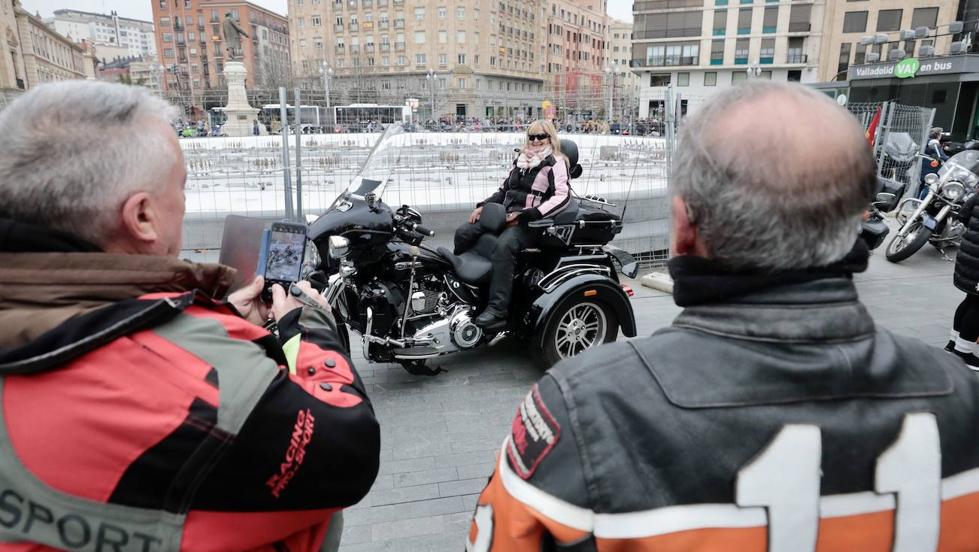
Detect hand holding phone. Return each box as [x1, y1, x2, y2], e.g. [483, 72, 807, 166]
[257, 222, 308, 301]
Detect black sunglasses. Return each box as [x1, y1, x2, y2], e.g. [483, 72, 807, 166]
[528, 133, 550, 141]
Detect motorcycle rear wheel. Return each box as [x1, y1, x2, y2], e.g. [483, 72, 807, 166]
[538, 297, 618, 367]
[885, 221, 932, 263]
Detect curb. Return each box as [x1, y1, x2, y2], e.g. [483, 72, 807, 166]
[640, 271, 674, 294]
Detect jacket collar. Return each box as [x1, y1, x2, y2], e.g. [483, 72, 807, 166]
[668, 241, 875, 343]
[0, 219, 236, 349]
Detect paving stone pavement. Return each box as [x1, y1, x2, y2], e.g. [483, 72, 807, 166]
[333, 243, 965, 552]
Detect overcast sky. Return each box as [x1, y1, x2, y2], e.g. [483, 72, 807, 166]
[21, 0, 633, 22]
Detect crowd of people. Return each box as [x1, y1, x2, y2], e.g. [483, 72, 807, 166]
[1, 79, 977, 552]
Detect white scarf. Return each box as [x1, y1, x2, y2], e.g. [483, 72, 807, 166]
[516, 145, 553, 171]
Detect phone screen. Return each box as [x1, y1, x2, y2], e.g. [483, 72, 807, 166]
[265, 226, 306, 283]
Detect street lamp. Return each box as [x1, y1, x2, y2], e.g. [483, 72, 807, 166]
[425, 69, 437, 122]
[604, 65, 615, 125]
[319, 60, 334, 108]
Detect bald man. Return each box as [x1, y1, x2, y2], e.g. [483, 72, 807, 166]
[466, 82, 979, 551]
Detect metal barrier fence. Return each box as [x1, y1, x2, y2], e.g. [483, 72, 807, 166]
[180, 131, 672, 267]
[847, 101, 936, 195]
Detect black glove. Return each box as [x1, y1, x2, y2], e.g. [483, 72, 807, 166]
[518, 208, 543, 223]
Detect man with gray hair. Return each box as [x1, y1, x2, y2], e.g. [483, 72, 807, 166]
[0, 81, 379, 551]
[467, 82, 979, 551]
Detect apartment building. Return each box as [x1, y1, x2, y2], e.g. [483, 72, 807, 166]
[0, 0, 25, 100]
[609, 17, 641, 121]
[151, 0, 290, 109]
[543, 0, 609, 119]
[47, 9, 157, 59]
[14, 6, 91, 87]
[632, 0, 825, 117]
[820, 0, 957, 82]
[289, 0, 551, 121]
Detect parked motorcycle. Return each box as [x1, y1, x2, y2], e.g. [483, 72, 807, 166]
[860, 177, 892, 250]
[307, 125, 638, 374]
[885, 150, 979, 263]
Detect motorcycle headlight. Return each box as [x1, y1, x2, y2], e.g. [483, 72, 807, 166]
[942, 181, 966, 201]
[328, 235, 350, 260]
[924, 173, 940, 186]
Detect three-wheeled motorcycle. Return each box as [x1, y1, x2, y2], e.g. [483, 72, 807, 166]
[306, 124, 638, 374]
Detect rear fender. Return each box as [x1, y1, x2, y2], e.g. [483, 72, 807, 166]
[525, 274, 637, 347]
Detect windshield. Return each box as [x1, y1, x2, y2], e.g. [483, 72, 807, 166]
[339, 123, 406, 200]
[940, 150, 979, 188]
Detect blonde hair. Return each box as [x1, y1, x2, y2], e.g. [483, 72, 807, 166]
[525, 119, 563, 158]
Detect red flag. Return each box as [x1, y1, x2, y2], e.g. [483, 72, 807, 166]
[866, 107, 882, 146]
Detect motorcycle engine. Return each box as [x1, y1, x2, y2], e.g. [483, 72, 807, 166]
[360, 280, 404, 338]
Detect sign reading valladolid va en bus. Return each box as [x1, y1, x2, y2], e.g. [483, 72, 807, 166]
[851, 57, 961, 79]
[894, 58, 920, 78]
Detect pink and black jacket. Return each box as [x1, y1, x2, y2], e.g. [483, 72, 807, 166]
[479, 154, 571, 223]
[0, 219, 380, 552]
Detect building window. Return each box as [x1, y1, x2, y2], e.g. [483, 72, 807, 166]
[457, 31, 466, 43]
[734, 38, 749, 63]
[737, 8, 752, 34]
[457, 7, 465, 19]
[713, 10, 727, 35]
[677, 72, 690, 86]
[760, 38, 774, 62]
[458, 53, 466, 63]
[645, 42, 699, 66]
[437, 7, 447, 18]
[649, 73, 670, 86]
[414, 7, 425, 20]
[854, 42, 867, 64]
[876, 9, 903, 32]
[842, 11, 867, 33]
[439, 53, 447, 65]
[312, 15, 322, 26]
[732, 71, 747, 84]
[762, 7, 777, 33]
[788, 5, 811, 32]
[704, 71, 717, 86]
[911, 7, 938, 30]
[414, 31, 425, 44]
[439, 30, 447, 43]
[710, 39, 724, 65]
[415, 53, 426, 64]
[838, 42, 851, 76]
[639, 12, 703, 39]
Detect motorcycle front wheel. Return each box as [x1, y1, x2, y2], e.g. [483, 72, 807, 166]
[538, 297, 618, 367]
[885, 221, 932, 263]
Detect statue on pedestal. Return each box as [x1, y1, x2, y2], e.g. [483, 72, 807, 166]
[222, 13, 248, 61]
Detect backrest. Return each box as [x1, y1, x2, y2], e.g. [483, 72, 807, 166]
[560, 139, 584, 180]
[473, 232, 499, 258]
[480, 202, 506, 233]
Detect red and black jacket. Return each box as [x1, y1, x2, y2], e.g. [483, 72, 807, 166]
[0, 220, 379, 551]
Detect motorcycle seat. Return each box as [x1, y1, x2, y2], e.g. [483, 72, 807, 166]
[437, 233, 497, 285]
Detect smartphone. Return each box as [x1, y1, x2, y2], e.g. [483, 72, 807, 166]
[258, 221, 308, 300]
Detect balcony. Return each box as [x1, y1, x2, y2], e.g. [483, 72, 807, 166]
[395, 42, 405, 51]
[350, 23, 359, 32]
[380, 44, 390, 52]
[710, 58, 723, 65]
[786, 52, 807, 63]
[335, 25, 344, 32]
[737, 27, 750, 34]
[734, 57, 748, 64]
[760, 56, 774, 63]
[713, 28, 725, 35]
[644, 55, 698, 66]
[379, 22, 389, 30]
[716, 0, 728, 4]
[787, 22, 811, 32]
[763, 25, 776, 33]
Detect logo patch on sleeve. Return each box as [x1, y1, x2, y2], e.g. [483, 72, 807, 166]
[506, 384, 561, 480]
